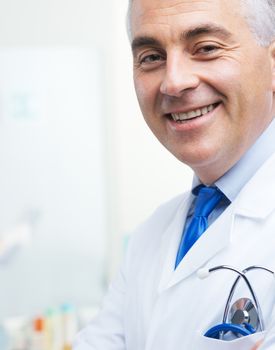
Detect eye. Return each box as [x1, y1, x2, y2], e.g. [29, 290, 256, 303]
[135, 51, 166, 71]
[140, 53, 165, 64]
[196, 44, 219, 54]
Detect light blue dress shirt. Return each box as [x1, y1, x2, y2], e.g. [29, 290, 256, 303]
[184, 117, 275, 232]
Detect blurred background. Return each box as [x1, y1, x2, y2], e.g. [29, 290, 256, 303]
[0, 0, 192, 349]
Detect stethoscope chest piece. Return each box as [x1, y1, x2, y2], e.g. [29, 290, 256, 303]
[229, 298, 259, 334]
[204, 297, 259, 339]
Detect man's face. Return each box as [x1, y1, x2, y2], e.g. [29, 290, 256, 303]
[131, 0, 275, 184]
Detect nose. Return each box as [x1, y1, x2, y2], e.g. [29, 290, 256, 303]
[160, 53, 200, 97]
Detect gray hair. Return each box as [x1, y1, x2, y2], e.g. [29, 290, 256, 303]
[241, 0, 275, 46]
[127, 0, 275, 46]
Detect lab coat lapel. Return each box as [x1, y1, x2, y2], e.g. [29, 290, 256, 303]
[169, 204, 234, 289]
[158, 151, 275, 293]
[157, 192, 192, 292]
[158, 192, 234, 292]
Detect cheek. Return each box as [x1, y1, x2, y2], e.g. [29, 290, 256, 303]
[201, 59, 270, 119]
[134, 81, 147, 107]
[203, 60, 242, 95]
[239, 49, 273, 100]
[134, 74, 160, 113]
[238, 61, 273, 121]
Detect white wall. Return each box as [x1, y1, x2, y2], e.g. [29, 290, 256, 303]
[0, 0, 116, 318]
[0, 48, 109, 318]
[0, 0, 193, 305]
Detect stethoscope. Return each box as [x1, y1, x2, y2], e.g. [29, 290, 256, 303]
[197, 265, 275, 340]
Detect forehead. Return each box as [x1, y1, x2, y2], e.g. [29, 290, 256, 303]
[130, 0, 247, 39]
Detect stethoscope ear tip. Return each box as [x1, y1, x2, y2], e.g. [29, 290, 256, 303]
[197, 268, 210, 279]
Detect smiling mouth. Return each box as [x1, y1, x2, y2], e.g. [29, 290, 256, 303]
[169, 102, 220, 122]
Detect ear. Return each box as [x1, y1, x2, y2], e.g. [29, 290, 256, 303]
[269, 41, 275, 91]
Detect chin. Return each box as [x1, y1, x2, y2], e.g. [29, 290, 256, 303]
[174, 148, 217, 166]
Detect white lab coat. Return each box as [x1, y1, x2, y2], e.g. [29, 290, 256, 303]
[74, 152, 275, 350]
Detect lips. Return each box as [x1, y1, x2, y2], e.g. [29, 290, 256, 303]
[169, 102, 220, 122]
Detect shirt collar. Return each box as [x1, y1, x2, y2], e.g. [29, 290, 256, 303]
[192, 118, 275, 202]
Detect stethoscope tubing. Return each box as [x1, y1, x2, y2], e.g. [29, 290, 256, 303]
[208, 265, 265, 331]
[222, 266, 274, 331]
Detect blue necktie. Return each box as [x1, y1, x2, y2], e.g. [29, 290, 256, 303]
[175, 185, 224, 268]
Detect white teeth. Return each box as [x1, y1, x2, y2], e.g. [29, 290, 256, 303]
[179, 113, 187, 120]
[187, 111, 196, 119]
[171, 104, 216, 122]
[207, 104, 214, 112]
[196, 109, 202, 117]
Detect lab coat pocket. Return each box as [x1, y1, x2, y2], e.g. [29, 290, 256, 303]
[194, 331, 265, 350]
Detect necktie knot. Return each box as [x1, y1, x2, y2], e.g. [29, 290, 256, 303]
[194, 185, 223, 218]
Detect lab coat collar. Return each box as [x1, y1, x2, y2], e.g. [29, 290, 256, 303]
[233, 151, 275, 219]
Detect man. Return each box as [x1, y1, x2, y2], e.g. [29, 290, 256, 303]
[74, 0, 275, 349]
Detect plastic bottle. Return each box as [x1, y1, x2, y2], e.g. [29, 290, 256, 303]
[61, 304, 78, 350]
[30, 317, 47, 350]
[44, 308, 59, 350]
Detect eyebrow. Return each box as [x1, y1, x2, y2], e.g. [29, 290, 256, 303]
[131, 24, 233, 52]
[131, 36, 161, 52]
[182, 24, 233, 41]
